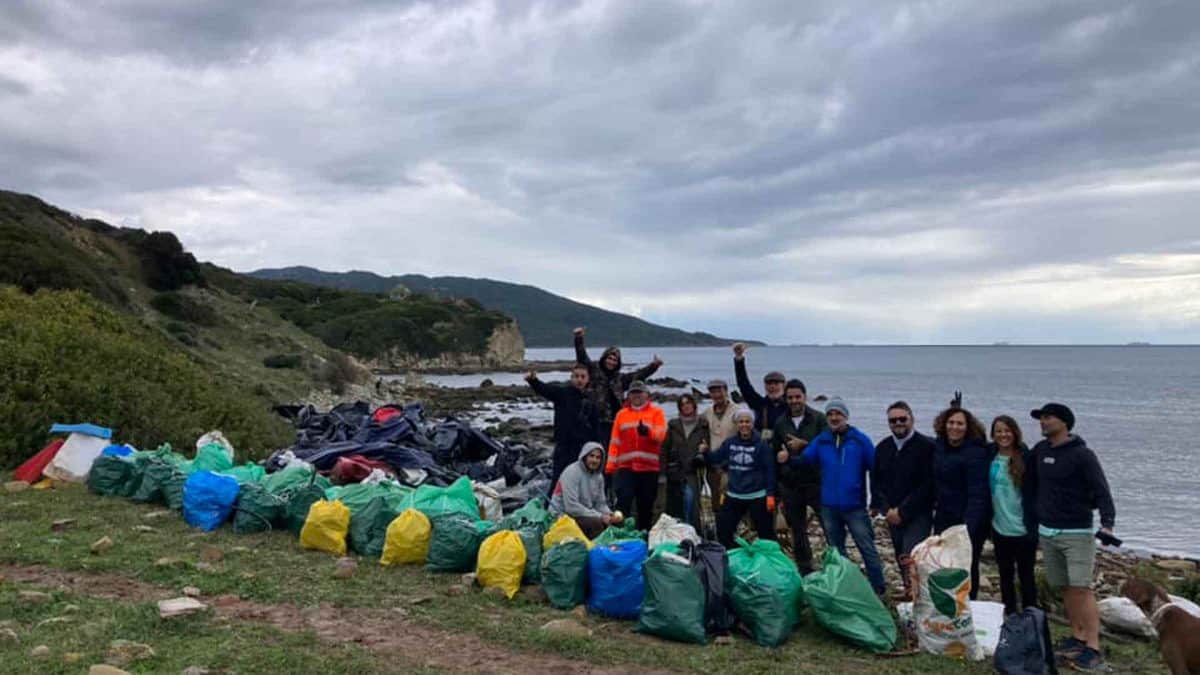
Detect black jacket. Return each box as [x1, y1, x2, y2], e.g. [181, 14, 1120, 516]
[871, 431, 935, 523]
[575, 335, 660, 423]
[986, 443, 1039, 541]
[527, 376, 598, 447]
[660, 417, 709, 484]
[1032, 435, 1115, 531]
[771, 406, 828, 489]
[932, 437, 991, 538]
[733, 358, 788, 433]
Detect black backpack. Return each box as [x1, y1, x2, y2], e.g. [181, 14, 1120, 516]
[994, 607, 1058, 674]
[682, 540, 735, 635]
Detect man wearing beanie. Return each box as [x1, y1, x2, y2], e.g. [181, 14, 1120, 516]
[1031, 402, 1116, 671]
[787, 396, 886, 593]
[772, 378, 828, 574]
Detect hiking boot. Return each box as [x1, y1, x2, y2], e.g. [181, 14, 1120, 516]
[1054, 636, 1085, 663]
[1067, 647, 1111, 672]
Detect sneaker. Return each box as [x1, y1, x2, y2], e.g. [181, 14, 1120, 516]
[1055, 636, 1085, 659]
[1067, 646, 1112, 672]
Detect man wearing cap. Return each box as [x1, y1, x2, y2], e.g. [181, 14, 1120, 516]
[732, 342, 788, 440]
[606, 381, 667, 532]
[702, 378, 737, 508]
[1030, 403, 1115, 672]
[699, 407, 777, 549]
[771, 378, 828, 574]
[788, 396, 886, 594]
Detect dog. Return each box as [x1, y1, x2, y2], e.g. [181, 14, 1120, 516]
[1121, 578, 1200, 674]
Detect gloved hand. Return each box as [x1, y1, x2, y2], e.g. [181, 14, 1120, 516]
[636, 421, 649, 437]
[766, 496, 776, 513]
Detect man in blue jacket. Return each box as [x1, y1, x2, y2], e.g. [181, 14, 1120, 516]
[789, 397, 886, 594]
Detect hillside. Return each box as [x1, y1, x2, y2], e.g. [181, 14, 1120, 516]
[250, 266, 763, 347]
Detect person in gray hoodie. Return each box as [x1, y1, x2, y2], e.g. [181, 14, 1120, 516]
[549, 441, 623, 539]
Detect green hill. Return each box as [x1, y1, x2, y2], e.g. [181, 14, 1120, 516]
[250, 266, 762, 347]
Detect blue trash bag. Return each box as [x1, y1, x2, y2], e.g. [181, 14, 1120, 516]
[588, 540, 648, 619]
[183, 471, 241, 532]
[101, 444, 135, 458]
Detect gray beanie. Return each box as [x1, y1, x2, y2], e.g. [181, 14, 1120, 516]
[732, 406, 754, 422]
[825, 396, 849, 418]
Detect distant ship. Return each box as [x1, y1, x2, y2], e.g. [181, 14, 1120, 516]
[992, 341, 1012, 346]
[1127, 341, 1152, 346]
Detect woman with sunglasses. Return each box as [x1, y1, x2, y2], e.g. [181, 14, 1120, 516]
[871, 401, 935, 599]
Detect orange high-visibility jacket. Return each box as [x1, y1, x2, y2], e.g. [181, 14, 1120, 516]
[606, 402, 667, 474]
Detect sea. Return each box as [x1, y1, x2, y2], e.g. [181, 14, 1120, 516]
[425, 345, 1200, 558]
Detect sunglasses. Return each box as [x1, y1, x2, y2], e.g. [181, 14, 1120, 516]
[888, 416, 910, 424]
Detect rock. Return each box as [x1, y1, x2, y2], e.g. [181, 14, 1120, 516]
[540, 618, 593, 638]
[0, 628, 18, 644]
[182, 586, 201, 598]
[89, 666, 132, 675]
[391, 607, 410, 618]
[106, 640, 156, 666]
[409, 594, 435, 605]
[90, 536, 114, 555]
[158, 597, 208, 619]
[131, 525, 155, 533]
[51, 518, 77, 532]
[199, 547, 224, 563]
[571, 605, 588, 620]
[19, 590, 52, 604]
[63, 652, 82, 663]
[143, 510, 171, 520]
[30, 644, 51, 658]
[4, 480, 30, 492]
[1156, 559, 1197, 573]
[480, 378, 494, 388]
[63, 604, 80, 613]
[230, 546, 250, 554]
[154, 557, 177, 567]
[460, 572, 478, 587]
[444, 584, 471, 597]
[333, 558, 357, 579]
[239, 572, 256, 580]
[180, 668, 211, 675]
[194, 562, 217, 573]
[482, 586, 509, 599]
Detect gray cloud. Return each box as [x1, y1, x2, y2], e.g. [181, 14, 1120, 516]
[2, 0, 1199, 343]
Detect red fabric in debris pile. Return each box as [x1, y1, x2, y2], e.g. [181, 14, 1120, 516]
[330, 454, 394, 485]
[371, 406, 402, 424]
[13, 438, 65, 483]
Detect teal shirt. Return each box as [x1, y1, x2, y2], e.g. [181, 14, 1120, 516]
[989, 456, 1027, 537]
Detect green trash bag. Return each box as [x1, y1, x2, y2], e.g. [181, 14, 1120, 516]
[162, 470, 188, 511]
[219, 463, 266, 484]
[284, 484, 328, 536]
[130, 460, 177, 504]
[801, 548, 897, 654]
[500, 496, 552, 530]
[726, 537, 804, 647]
[514, 524, 544, 584]
[88, 456, 135, 497]
[426, 514, 495, 573]
[650, 542, 683, 558]
[398, 476, 479, 521]
[186, 442, 235, 474]
[636, 553, 708, 644]
[326, 481, 411, 515]
[233, 482, 287, 534]
[139, 443, 190, 468]
[540, 540, 589, 610]
[348, 497, 398, 558]
[263, 464, 331, 495]
[593, 522, 644, 546]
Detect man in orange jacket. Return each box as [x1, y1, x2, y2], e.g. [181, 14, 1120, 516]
[607, 380, 667, 531]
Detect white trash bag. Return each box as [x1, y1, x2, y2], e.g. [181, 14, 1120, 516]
[1098, 597, 1156, 638]
[970, 601, 1005, 657]
[648, 513, 699, 550]
[911, 525, 984, 660]
[196, 430, 235, 461]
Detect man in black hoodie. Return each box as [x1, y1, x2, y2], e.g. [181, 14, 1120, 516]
[870, 401, 934, 599]
[732, 342, 788, 439]
[526, 364, 600, 489]
[573, 327, 662, 449]
[1031, 402, 1115, 672]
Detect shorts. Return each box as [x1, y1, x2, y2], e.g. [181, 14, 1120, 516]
[1040, 533, 1095, 590]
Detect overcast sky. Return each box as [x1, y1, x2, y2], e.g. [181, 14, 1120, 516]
[3, 1, 1199, 344]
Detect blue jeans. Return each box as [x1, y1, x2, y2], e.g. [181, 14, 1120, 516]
[820, 506, 887, 594]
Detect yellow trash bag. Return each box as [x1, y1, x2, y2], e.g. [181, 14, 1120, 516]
[476, 530, 527, 599]
[380, 508, 432, 566]
[542, 514, 591, 551]
[299, 499, 351, 556]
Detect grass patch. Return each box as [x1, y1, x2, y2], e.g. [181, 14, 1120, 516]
[0, 484, 1169, 674]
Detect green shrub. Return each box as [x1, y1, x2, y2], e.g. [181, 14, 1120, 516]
[1172, 573, 1200, 603]
[0, 286, 292, 469]
[150, 292, 219, 327]
[319, 352, 362, 395]
[263, 354, 303, 369]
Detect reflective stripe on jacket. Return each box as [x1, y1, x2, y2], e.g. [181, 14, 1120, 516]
[606, 403, 667, 474]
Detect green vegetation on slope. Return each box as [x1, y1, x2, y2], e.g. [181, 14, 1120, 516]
[0, 287, 292, 468]
[251, 266, 761, 348]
